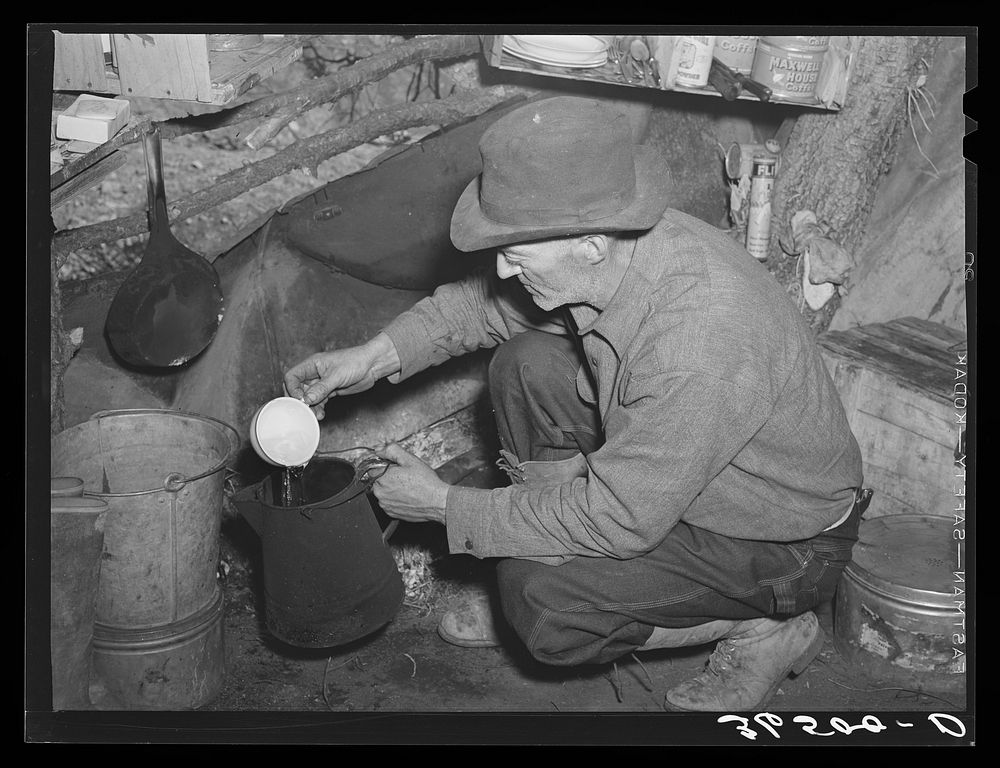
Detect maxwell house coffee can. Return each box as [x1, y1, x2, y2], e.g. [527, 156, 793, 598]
[751, 36, 829, 103]
[764, 35, 830, 51]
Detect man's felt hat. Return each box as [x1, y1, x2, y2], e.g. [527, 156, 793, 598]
[450, 96, 672, 252]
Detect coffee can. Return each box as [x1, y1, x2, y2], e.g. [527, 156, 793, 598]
[764, 35, 830, 51]
[751, 37, 829, 103]
[713, 36, 758, 76]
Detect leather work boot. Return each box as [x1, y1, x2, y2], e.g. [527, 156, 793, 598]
[664, 611, 825, 712]
[437, 588, 502, 648]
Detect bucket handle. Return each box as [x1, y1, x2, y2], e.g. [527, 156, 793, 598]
[84, 408, 242, 496]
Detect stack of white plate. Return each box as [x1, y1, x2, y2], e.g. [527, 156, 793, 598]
[502, 35, 609, 68]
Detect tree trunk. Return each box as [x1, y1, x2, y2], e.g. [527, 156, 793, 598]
[768, 35, 943, 333]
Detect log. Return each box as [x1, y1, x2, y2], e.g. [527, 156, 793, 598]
[157, 34, 482, 146]
[52, 86, 524, 263]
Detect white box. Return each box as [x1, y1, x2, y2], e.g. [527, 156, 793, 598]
[55, 95, 131, 144]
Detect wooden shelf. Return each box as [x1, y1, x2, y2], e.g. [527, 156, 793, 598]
[484, 35, 848, 112]
[53, 33, 304, 105]
[206, 36, 305, 105]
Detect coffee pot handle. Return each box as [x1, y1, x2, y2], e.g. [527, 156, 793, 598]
[356, 455, 395, 488]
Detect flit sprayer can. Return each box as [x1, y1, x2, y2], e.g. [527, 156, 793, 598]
[746, 155, 776, 261]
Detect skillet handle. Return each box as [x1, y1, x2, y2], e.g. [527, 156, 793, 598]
[142, 125, 170, 233]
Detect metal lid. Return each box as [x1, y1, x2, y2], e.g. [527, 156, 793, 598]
[50, 476, 85, 498]
[51, 496, 108, 513]
[845, 514, 961, 609]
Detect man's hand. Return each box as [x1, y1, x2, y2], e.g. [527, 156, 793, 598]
[371, 444, 450, 525]
[283, 333, 401, 420]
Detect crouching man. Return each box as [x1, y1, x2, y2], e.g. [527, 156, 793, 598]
[284, 96, 871, 712]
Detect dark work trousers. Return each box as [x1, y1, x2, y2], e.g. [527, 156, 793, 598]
[489, 330, 865, 667]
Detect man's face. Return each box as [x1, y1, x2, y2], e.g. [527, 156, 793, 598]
[496, 238, 591, 311]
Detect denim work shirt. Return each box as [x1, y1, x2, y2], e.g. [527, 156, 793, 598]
[381, 209, 863, 561]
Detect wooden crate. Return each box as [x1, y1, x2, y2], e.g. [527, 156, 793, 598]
[52, 33, 303, 105]
[817, 317, 968, 520]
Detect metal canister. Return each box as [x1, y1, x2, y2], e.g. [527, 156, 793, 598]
[745, 155, 776, 261]
[764, 35, 830, 51]
[750, 36, 829, 103]
[713, 35, 758, 76]
[834, 515, 967, 695]
[674, 35, 716, 88]
[725, 143, 780, 180]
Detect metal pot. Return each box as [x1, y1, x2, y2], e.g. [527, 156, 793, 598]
[833, 514, 967, 695]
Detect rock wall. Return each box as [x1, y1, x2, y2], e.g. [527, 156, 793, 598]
[830, 37, 969, 333]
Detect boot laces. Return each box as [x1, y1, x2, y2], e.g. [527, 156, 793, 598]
[706, 639, 737, 676]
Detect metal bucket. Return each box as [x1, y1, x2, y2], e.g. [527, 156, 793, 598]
[234, 456, 404, 648]
[51, 409, 240, 710]
[834, 515, 967, 695]
[751, 37, 828, 103]
[50, 486, 106, 710]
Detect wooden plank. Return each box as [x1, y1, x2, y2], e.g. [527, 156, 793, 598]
[860, 465, 954, 519]
[113, 33, 212, 102]
[853, 322, 956, 373]
[892, 316, 967, 352]
[826, 360, 954, 451]
[208, 36, 304, 105]
[818, 333, 953, 403]
[851, 330, 958, 401]
[53, 32, 110, 93]
[854, 376, 956, 448]
[50, 150, 127, 209]
[851, 410, 954, 491]
[825, 359, 869, 420]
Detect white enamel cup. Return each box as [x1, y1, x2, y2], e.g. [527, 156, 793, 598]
[250, 397, 321, 467]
